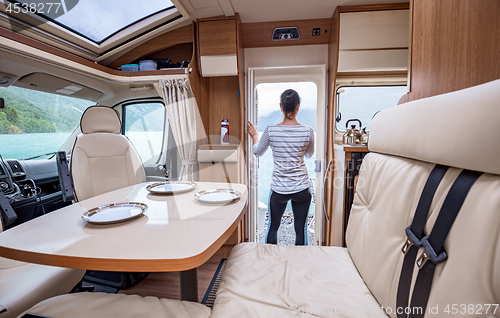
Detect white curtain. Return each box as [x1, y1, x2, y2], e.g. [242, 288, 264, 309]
[159, 78, 199, 181]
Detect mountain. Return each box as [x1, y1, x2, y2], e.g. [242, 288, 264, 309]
[0, 86, 89, 134]
[0, 86, 164, 134]
[257, 109, 317, 132]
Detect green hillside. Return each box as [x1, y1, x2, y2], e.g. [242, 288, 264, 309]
[0, 86, 91, 134]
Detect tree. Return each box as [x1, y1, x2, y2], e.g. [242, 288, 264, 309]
[4, 107, 19, 124]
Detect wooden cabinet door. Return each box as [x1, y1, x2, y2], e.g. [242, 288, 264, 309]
[198, 19, 237, 56]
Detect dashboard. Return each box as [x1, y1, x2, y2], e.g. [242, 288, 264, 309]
[0, 157, 67, 229]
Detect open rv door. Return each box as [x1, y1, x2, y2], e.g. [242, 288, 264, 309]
[245, 71, 258, 242]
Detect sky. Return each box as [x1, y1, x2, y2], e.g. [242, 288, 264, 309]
[256, 82, 318, 118]
[54, 0, 173, 42]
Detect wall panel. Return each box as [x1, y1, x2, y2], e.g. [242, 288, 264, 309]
[107, 25, 193, 69]
[242, 19, 332, 48]
[407, 0, 500, 101]
[326, 8, 340, 246]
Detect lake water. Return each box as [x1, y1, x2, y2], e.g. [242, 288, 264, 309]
[0, 133, 71, 160]
[0, 132, 165, 163]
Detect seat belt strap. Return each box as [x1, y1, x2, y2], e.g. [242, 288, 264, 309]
[396, 165, 449, 318]
[408, 169, 482, 318]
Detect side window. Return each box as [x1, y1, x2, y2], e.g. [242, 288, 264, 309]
[123, 102, 165, 165]
[336, 85, 407, 131]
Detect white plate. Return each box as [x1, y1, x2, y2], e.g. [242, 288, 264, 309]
[194, 189, 241, 204]
[82, 202, 147, 224]
[146, 181, 196, 194]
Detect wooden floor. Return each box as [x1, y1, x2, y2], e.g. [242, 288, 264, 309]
[119, 257, 223, 301]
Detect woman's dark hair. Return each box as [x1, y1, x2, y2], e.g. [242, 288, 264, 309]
[280, 89, 301, 119]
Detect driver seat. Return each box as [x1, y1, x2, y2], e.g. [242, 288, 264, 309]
[70, 106, 146, 201]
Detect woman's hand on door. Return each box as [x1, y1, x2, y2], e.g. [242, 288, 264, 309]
[247, 121, 257, 137]
[247, 121, 259, 145]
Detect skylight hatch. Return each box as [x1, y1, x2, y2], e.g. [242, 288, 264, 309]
[9, 0, 176, 44]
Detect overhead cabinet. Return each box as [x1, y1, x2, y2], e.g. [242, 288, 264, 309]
[198, 18, 238, 77]
[338, 10, 409, 72]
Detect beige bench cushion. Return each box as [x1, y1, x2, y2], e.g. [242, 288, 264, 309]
[19, 293, 211, 318]
[211, 243, 388, 318]
[0, 257, 84, 318]
[347, 152, 500, 317]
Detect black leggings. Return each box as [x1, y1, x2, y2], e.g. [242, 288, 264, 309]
[266, 188, 312, 246]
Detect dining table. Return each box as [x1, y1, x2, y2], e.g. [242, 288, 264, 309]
[0, 181, 248, 302]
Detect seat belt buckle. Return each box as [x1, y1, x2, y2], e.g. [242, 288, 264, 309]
[402, 226, 423, 254]
[402, 238, 413, 254]
[416, 236, 448, 269]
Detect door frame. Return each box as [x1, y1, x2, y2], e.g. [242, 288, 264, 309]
[246, 65, 328, 245]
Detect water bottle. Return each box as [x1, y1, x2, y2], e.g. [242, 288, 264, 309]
[221, 119, 229, 144]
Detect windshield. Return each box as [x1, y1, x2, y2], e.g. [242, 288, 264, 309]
[0, 86, 92, 160]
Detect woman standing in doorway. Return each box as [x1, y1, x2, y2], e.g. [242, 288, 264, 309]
[247, 89, 315, 245]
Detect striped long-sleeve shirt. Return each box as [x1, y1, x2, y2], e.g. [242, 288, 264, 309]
[253, 124, 315, 194]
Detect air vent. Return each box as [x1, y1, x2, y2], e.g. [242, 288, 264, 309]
[7, 160, 24, 174]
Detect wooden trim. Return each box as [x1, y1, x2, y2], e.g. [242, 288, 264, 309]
[337, 70, 408, 77]
[237, 13, 246, 201]
[0, 202, 247, 272]
[325, 7, 340, 246]
[241, 18, 332, 48]
[107, 25, 193, 69]
[397, 93, 410, 105]
[0, 26, 185, 77]
[199, 144, 239, 150]
[338, 3, 410, 13]
[120, 69, 186, 76]
[197, 15, 236, 23]
[340, 47, 408, 51]
[196, 20, 201, 76]
[407, 0, 414, 92]
[333, 144, 369, 152]
[189, 21, 211, 140]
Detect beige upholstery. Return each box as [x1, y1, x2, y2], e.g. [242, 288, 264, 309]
[80, 106, 121, 134]
[0, 220, 84, 318]
[348, 152, 500, 318]
[369, 78, 500, 175]
[211, 243, 387, 318]
[71, 106, 146, 201]
[19, 293, 211, 318]
[0, 258, 84, 318]
[212, 79, 500, 317]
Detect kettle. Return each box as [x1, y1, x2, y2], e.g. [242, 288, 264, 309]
[343, 119, 362, 145]
[360, 127, 369, 145]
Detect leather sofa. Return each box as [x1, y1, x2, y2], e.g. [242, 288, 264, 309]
[19, 79, 500, 317]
